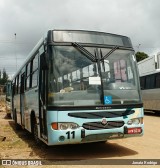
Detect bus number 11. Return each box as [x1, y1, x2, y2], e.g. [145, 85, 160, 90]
[66, 131, 75, 139]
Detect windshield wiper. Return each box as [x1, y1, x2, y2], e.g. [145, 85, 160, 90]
[100, 45, 119, 61]
[72, 42, 96, 62]
[99, 49, 106, 72]
[72, 43, 119, 62]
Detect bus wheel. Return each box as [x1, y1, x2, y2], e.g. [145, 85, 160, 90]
[33, 122, 41, 145]
[6, 113, 11, 118]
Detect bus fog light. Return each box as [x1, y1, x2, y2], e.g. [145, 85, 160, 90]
[59, 136, 65, 142]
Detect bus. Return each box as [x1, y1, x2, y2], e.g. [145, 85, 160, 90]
[5, 81, 12, 117]
[11, 29, 144, 145]
[138, 54, 160, 113]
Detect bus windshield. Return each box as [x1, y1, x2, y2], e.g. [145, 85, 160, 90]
[48, 45, 141, 106]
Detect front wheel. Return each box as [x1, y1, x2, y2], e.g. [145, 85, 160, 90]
[33, 122, 41, 145]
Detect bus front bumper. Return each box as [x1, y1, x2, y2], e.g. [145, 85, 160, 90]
[47, 125, 144, 145]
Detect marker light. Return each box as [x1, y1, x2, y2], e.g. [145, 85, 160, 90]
[51, 123, 58, 130]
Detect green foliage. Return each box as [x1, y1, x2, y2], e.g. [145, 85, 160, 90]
[0, 68, 9, 85]
[135, 52, 149, 62]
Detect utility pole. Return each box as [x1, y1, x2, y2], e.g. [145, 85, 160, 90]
[14, 33, 17, 71]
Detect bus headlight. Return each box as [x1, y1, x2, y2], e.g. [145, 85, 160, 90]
[59, 123, 69, 130]
[52, 122, 79, 130]
[59, 123, 79, 130]
[127, 118, 141, 125]
[70, 123, 79, 129]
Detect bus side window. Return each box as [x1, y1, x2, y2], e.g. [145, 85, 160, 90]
[32, 70, 38, 88]
[30, 53, 38, 88]
[155, 73, 160, 88]
[25, 63, 31, 90]
[15, 76, 19, 95]
[140, 77, 145, 90]
[145, 74, 155, 89]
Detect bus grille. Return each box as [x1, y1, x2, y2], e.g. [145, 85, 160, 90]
[82, 121, 124, 130]
[68, 110, 135, 119]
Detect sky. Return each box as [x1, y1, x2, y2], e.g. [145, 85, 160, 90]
[0, 0, 160, 79]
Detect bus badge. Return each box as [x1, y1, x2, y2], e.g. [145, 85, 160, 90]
[101, 118, 107, 125]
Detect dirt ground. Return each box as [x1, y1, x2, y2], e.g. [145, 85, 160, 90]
[0, 97, 160, 168]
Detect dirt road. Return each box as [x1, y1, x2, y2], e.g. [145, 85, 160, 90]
[0, 109, 160, 168]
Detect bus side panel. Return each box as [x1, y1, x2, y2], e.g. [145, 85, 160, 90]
[24, 88, 39, 132]
[14, 94, 21, 125]
[142, 88, 160, 111]
[47, 110, 58, 145]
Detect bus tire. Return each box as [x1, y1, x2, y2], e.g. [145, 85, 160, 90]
[7, 113, 11, 118]
[33, 120, 41, 145]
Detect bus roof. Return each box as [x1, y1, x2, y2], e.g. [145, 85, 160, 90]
[140, 69, 160, 77]
[12, 29, 133, 80]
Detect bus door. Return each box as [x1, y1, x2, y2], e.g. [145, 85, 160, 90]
[39, 53, 48, 139]
[20, 73, 25, 127]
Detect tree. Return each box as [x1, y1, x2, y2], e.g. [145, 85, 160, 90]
[135, 52, 149, 62]
[0, 68, 9, 85]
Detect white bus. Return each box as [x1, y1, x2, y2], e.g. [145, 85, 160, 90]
[138, 54, 160, 113]
[11, 29, 144, 145]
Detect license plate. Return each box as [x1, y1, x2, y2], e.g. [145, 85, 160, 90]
[127, 127, 142, 134]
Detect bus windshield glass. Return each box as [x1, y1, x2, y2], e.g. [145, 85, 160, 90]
[48, 45, 141, 106]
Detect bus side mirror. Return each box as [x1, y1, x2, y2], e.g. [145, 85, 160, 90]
[40, 53, 49, 70]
